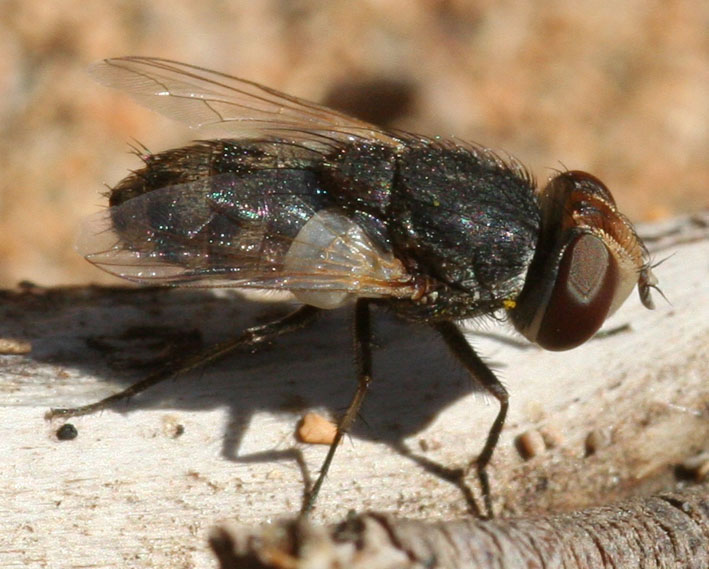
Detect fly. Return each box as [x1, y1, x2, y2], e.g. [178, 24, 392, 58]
[49, 57, 659, 517]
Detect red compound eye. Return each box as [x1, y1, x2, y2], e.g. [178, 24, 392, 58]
[534, 233, 617, 351]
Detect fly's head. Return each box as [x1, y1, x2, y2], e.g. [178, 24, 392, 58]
[510, 171, 657, 351]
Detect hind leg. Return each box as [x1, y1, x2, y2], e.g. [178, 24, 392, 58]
[47, 304, 321, 420]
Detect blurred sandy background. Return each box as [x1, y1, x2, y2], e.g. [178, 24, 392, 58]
[0, 0, 706, 287]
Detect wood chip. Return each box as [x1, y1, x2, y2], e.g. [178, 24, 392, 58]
[0, 337, 32, 354]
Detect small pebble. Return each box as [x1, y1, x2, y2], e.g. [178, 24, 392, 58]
[56, 423, 78, 441]
[161, 415, 185, 438]
[297, 412, 337, 445]
[516, 429, 546, 460]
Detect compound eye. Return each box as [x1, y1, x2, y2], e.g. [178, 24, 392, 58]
[535, 233, 618, 351]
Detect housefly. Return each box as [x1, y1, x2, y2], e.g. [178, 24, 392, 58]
[50, 57, 658, 516]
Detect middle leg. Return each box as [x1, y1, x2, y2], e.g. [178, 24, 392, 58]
[301, 298, 374, 514]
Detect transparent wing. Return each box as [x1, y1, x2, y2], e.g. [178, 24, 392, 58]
[77, 177, 414, 301]
[91, 56, 403, 147]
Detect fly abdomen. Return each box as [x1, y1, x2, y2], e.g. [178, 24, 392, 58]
[105, 141, 328, 277]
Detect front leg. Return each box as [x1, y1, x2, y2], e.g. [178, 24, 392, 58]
[432, 320, 509, 518]
[47, 304, 321, 420]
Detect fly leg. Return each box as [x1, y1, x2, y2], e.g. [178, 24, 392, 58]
[301, 298, 373, 515]
[432, 320, 509, 519]
[47, 304, 321, 420]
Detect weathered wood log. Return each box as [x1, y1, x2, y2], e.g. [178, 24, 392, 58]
[210, 485, 709, 569]
[1, 214, 707, 568]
